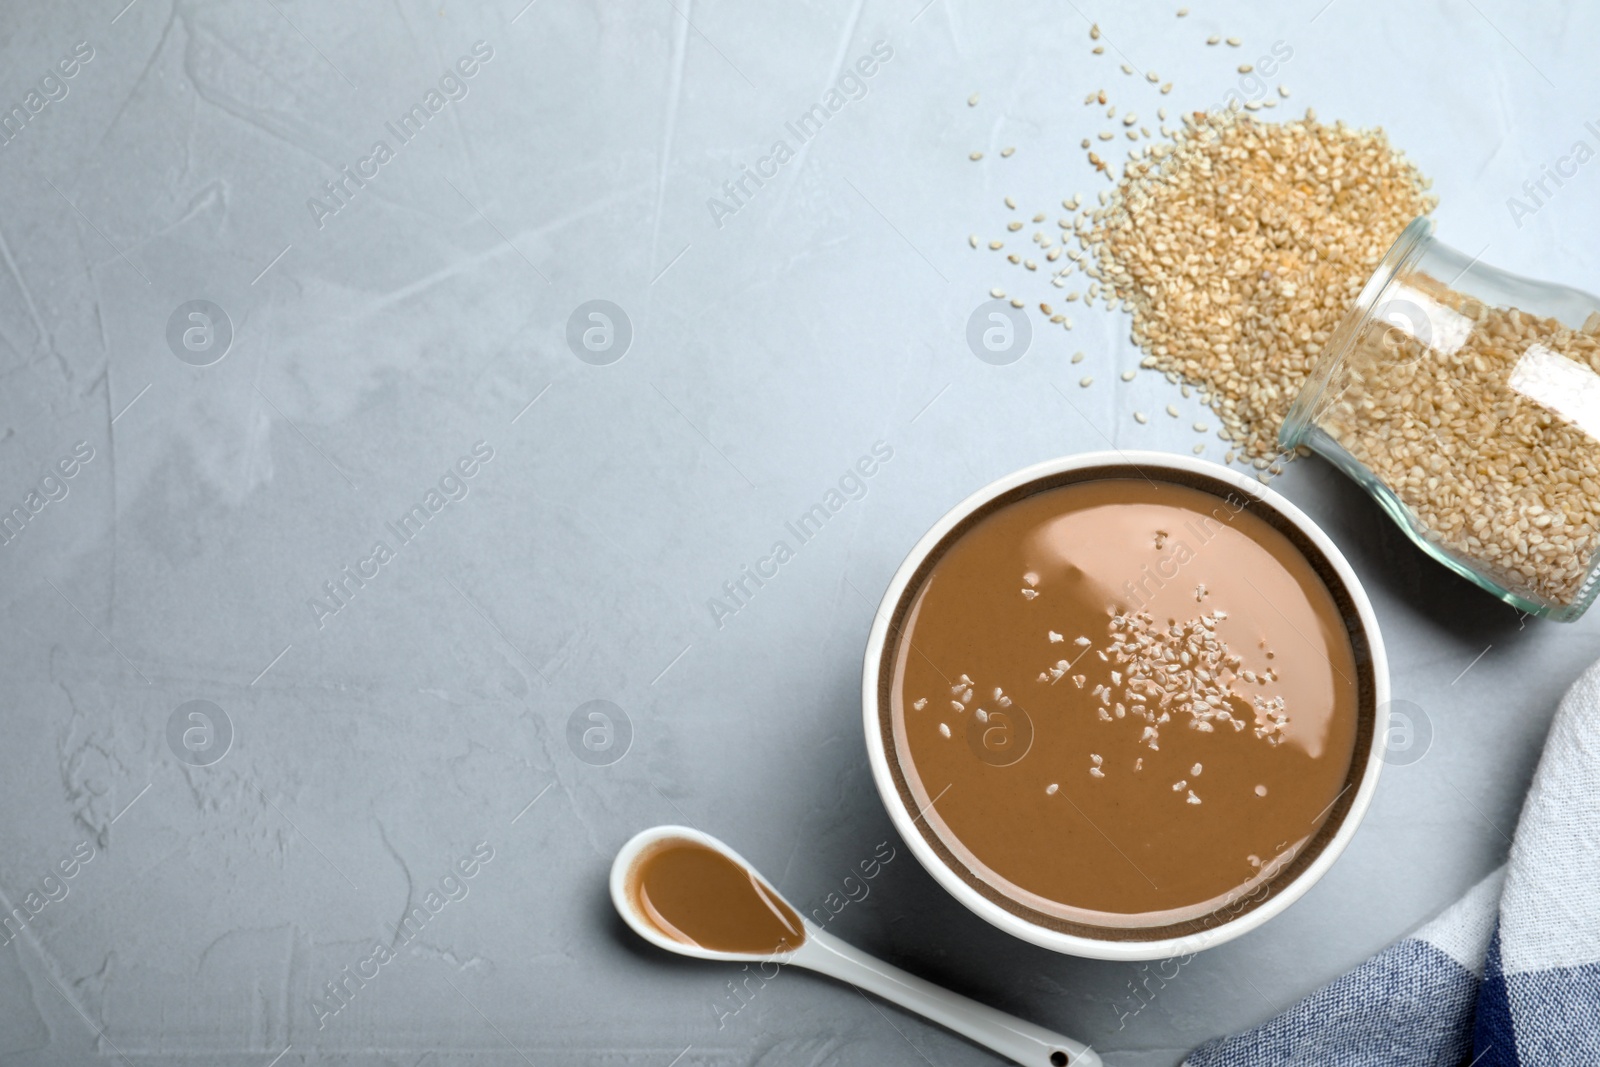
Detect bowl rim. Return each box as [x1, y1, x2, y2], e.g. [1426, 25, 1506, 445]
[860, 450, 1390, 961]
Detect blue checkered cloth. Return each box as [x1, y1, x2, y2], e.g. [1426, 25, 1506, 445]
[1186, 658, 1600, 1067]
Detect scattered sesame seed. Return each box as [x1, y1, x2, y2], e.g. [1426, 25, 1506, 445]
[1092, 44, 1104, 54]
[1193, 444, 1205, 454]
[1278, 84, 1290, 97]
[1134, 411, 1148, 424]
[1186, 790, 1202, 805]
[968, 234, 978, 248]
[1007, 220, 1023, 232]
[939, 723, 951, 738]
[1226, 36, 1241, 46]
[990, 287, 1005, 299]
[969, 151, 983, 160]
[1123, 113, 1138, 126]
[1120, 63, 1133, 75]
[1255, 784, 1268, 796]
[1080, 375, 1094, 387]
[1166, 404, 1180, 417]
[1160, 82, 1173, 93]
[1146, 71, 1159, 83]
[1238, 63, 1254, 73]
[1192, 763, 1203, 776]
[968, 93, 980, 106]
[1010, 297, 1025, 308]
[988, 240, 1003, 251]
[1071, 351, 1085, 363]
[1046, 783, 1059, 795]
[1194, 422, 1209, 432]
[1207, 34, 1220, 44]
[1001, 146, 1016, 157]
[1004, 195, 1016, 209]
[1090, 22, 1100, 39]
[1121, 369, 1136, 381]
[1177, 6, 1188, 14]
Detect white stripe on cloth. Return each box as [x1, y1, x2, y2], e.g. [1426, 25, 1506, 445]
[1498, 658, 1600, 974]
[1415, 867, 1503, 975]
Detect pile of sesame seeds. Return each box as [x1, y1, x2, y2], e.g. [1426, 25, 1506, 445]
[1082, 109, 1437, 461]
[1102, 609, 1286, 752]
[963, 12, 1438, 468]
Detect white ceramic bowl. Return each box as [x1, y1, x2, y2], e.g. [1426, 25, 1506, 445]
[861, 451, 1389, 962]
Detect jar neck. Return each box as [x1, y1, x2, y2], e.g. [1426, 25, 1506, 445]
[1278, 216, 1435, 450]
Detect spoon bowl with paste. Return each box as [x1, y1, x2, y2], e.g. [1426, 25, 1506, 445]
[612, 825, 1101, 1067]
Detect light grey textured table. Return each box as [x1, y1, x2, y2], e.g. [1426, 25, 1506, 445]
[1, 1, 1596, 1064]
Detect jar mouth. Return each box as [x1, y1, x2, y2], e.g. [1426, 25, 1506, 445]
[1278, 216, 1436, 450]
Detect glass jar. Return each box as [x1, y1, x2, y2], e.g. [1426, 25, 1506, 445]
[1280, 217, 1600, 621]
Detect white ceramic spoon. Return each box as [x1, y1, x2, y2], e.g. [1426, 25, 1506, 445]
[611, 825, 1101, 1067]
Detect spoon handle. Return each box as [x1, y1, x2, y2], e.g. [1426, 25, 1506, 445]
[792, 929, 1100, 1067]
